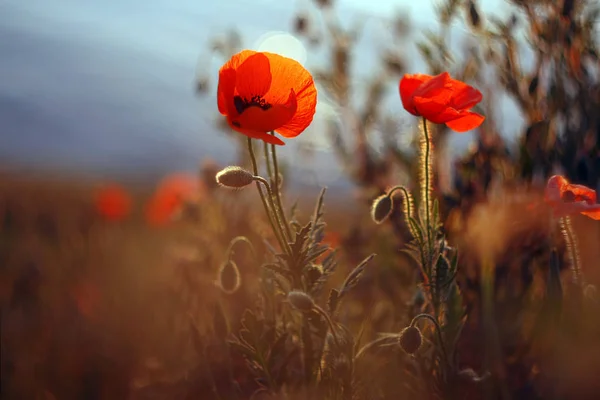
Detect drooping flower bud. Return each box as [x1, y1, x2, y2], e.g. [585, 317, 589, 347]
[371, 194, 393, 224]
[218, 260, 241, 294]
[399, 326, 422, 355]
[215, 166, 255, 189]
[287, 290, 315, 312]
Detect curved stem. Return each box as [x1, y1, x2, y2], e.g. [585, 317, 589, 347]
[226, 236, 257, 261]
[247, 138, 288, 254]
[354, 335, 397, 360]
[313, 304, 340, 348]
[254, 176, 292, 255]
[410, 313, 451, 369]
[270, 132, 292, 241]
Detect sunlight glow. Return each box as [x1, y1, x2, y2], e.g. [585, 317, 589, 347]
[253, 31, 307, 65]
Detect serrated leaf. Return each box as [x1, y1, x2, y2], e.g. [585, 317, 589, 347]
[305, 245, 330, 263]
[339, 254, 376, 297]
[262, 263, 293, 280]
[228, 339, 258, 361]
[327, 288, 340, 315]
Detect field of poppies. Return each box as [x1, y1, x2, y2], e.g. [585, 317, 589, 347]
[3, 0, 600, 399]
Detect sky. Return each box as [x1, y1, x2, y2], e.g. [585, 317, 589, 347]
[0, 0, 522, 191]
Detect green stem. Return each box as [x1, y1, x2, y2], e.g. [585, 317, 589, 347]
[254, 177, 292, 255]
[247, 137, 288, 254]
[263, 140, 275, 185]
[270, 132, 292, 241]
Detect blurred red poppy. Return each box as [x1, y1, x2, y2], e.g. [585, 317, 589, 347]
[145, 173, 198, 226]
[545, 175, 600, 220]
[399, 72, 484, 132]
[94, 184, 132, 221]
[217, 50, 317, 145]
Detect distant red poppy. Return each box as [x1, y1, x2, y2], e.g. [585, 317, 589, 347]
[217, 50, 317, 145]
[544, 175, 600, 220]
[399, 72, 484, 132]
[145, 173, 198, 226]
[94, 184, 131, 221]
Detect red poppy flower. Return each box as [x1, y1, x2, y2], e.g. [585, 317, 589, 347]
[399, 72, 484, 132]
[544, 175, 600, 220]
[217, 50, 317, 145]
[145, 173, 198, 226]
[94, 184, 131, 221]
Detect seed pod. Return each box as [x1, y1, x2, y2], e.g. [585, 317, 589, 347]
[218, 260, 241, 294]
[215, 166, 254, 189]
[287, 290, 315, 312]
[371, 194, 393, 224]
[399, 326, 422, 355]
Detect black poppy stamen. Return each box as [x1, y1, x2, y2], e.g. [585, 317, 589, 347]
[234, 95, 272, 114]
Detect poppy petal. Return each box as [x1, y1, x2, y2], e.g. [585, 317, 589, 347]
[581, 207, 600, 220]
[399, 74, 431, 115]
[262, 52, 317, 138]
[412, 72, 453, 99]
[235, 53, 272, 99]
[413, 93, 455, 122]
[227, 121, 286, 145]
[145, 173, 198, 226]
[562, 183, 597, 204]
[449, 79, 483, 110]
[545, 175, 567, 204]
[445, 111, 485, 132]
[234, 89, 297, 134]
[94, 184, 131, 221]
[217, 68, 237, 116]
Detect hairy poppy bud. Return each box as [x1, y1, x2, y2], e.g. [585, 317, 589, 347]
[399, 326, 422, 355]
[287, 290, 315, 312]
[371, 194, 393, 224]
[216, 166, 255, 189]
[218, 260, 241, 294]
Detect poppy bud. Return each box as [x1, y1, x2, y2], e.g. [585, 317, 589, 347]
[218, 260, 241, 294]
[216, 166, 255, 189]
[399, 326, 422, 355]
[371, 194, 393, 224]
[287, 290, 315, 312]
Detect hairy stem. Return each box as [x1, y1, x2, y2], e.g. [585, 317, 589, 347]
[559, 216, 583, 287]
[247, 137, 288, 254]
[410, 313, 450, 370]
[254, 176, 292, 255]
[270, 132, 292, 241]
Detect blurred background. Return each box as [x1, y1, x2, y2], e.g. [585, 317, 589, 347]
[1, 0, 522, 195]
[2, 0, 600, 399]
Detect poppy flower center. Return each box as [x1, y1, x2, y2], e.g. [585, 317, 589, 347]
[234, 95, 272, 115]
